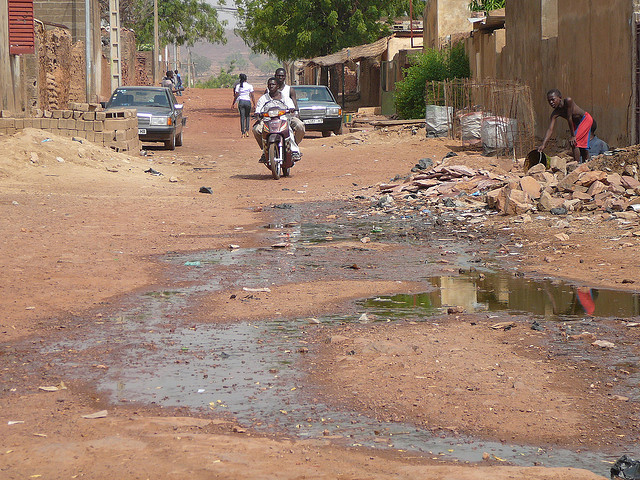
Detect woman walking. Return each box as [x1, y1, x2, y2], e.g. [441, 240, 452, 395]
[231, 74, 256, 137]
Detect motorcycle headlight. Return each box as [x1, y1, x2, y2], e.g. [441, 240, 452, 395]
[327, 107, 341, 116]
[150, 116, 171, 126]
[268, 109, 285, 118]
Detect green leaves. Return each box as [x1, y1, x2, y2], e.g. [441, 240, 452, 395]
[130, 0, 227, 48]
[234, 0, 413, 61]
[394, 43, 470, 119]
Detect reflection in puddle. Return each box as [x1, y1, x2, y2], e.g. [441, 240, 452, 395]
[360, 272, 640, 320]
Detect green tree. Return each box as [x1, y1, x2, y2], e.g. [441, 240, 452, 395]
[234, 0, 423, 61]
[191, 53, 213, 77]
[394, 42, 470, 119]
[468, 0, 505, 12]
[125, 0, 227, 48]
[195, 63, 237, 88]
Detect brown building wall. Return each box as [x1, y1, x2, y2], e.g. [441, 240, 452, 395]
[423, 0, 472, 49]
[556, 0, 633, 147]
[469, 0, 634, 146]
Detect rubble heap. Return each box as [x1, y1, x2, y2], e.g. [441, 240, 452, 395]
[375, 149, 640, 217]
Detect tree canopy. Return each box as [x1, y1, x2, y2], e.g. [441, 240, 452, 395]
[234, 0, 424, 61]
[113, 0, 227, 48]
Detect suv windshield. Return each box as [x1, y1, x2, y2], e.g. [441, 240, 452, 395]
[109, 89, 171, 108]
[296, 87, 334, 103]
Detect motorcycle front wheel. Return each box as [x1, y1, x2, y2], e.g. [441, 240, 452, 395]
[268, 143, 281, 180]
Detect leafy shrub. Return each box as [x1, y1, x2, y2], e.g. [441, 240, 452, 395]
[394, 42, 470, 119]
[468, 0, 505, 12]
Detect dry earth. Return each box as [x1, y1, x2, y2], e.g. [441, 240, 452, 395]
[1, 88, 639, 479]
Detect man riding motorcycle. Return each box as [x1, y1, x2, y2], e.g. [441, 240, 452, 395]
[252, 77, 301, 162]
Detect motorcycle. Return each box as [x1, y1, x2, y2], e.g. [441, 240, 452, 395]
[255, 100, 297, 179]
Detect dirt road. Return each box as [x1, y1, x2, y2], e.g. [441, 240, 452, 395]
[1, 89, 638, 479]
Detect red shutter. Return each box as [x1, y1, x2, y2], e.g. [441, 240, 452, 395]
[8, 0, 35, 55]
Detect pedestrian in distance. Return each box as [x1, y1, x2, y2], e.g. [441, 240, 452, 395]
[231, 73, 256, 138]
[173, 69, 183, 96]
[161, 70, 175, 90]
[538, 88, 596, 163]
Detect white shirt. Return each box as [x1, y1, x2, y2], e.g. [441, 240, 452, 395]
[256, 93, 295, 113]
[234, 82, 254, 102]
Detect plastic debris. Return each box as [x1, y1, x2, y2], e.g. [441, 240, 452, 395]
[82, 410, 108, 419]
[184, 261, 201, 267]
[242, 287, 271, 293]
[611, 455, 640, 479]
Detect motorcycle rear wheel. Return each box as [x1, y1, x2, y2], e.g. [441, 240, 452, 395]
[268, 143, 281, 180]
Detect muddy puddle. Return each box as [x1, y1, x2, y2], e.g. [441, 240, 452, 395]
[39, 214, 640, 475]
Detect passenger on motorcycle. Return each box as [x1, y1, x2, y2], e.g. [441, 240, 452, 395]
[252, 77, 301, 162]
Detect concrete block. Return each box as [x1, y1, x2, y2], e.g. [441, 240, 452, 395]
[62, 110, 73, 119]
[89, 103, 101, 112]
[73, 111, 82, 120]
[30, 108, 43, 117]
[75, 103, 90, 112]
[93, 121, 104, 132]
[95, 111, 106, 121]
[43, 110, 52, 118]
[103, 130, 116, 141]
[115, 130, 127, 141]
[0, 110, 13, 117]
[82, 111, 95, 121]
[105, 118, 127, 131]
[14, 118, 24, 129]
[0, 118, 16, 128]
[86, 131, 95, 142]
[52, 110, 63, 119]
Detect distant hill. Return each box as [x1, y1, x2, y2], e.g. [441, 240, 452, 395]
[189, 29, 277, 85]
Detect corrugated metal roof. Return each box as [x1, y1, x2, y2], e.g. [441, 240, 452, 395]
[9, 0, 34, 55]
[307, 36, 390, 67]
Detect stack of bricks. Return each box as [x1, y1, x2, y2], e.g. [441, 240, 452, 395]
[0, 102, 141, 153]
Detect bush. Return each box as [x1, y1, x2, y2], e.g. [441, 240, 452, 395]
[195, 64, 236, 89]
[394, 42, 470, 119]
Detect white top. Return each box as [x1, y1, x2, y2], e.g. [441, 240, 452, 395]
[280, 84, 291, 100]
[234, 82, 254, 102]
[256, 93, 295, 113]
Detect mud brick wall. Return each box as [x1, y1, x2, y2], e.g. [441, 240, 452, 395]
[0, 103, 140, 152]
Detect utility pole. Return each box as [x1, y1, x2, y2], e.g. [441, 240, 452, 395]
[85, 0, 92, 101]
[153, 0, 158, 84]
[109, 0, 122, 91]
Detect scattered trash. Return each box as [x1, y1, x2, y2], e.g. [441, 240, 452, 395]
[358, 313, 370, 323]
[184, 261, 201, 267]
[242, 287, 271, 293]
[447, 306, 465, 314]
[530, 320, 544, 331]
[271, 242, 290, 248]
[38, 381, 67, 392]
[199, 186, 213, 194]
[8, 421, 25, 425]
[228, 244, 240, 250]
[491, 321, 516, 330]
[169, 176, 179, 182]
[273, 203, 293, 209]
[55, 156, 65, 163]
[144, 168, 163, 176]
[592, 340, 616, 349]
[82, 410, 108, 419]
[611, 455, 640, 479]
[41, 138, 52, 142]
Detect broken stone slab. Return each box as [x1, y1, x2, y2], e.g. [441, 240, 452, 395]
[504, 188, 534, 215]
[563, 198, 584, 211]
[486, 186, 506, 210]
[576, 170, 607, 187]
[572, 191, 593, 201]
[548, 155, 567, 174]
[587, 180, 606, 196]
[538, 190, 565, 211]
[526, 163, 546, 175]
[557, 163, 591, 191]
[621, 175, 640, 189]
[520, 176, 542, 199]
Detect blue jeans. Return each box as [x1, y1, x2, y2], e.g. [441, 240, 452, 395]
[238, 100, 251, 134]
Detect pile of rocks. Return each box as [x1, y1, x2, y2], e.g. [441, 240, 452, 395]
[488, 156, 640, 215]
[373, 152, 640, 217]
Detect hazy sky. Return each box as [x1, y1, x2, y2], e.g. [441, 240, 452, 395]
[207, 0, 237, 28]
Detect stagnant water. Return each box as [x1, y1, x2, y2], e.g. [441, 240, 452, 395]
[39, 236, 640, 476]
